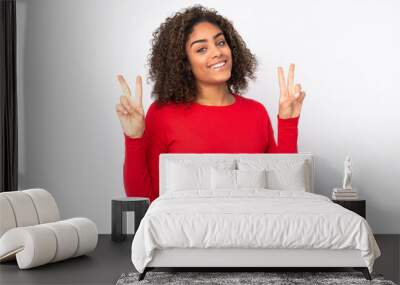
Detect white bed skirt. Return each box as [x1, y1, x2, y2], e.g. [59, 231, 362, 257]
[147, 248, 366, 267]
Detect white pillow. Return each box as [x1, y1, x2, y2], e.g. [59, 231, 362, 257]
[237, 169, 267, 188]
[211, 168, 268, 190]
[238, 159, 308, 192]
[266, 166, 306, 191]
[211, 168, 236, 190]
[166, 159, 235, 192]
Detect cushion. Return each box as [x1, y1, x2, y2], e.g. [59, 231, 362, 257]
[211, 168, 268, 190]
[0, 189, 60, 238]
[0, 218, 98, 269]
[238, 159, 309, 191]
[0, 196, 16, 237]
[0, 191, 40, 228]
[166, 159, 235, 192]
[23, 188, 60, 224]
[211, 168, 236, 190]
[237, 169, 268, 188]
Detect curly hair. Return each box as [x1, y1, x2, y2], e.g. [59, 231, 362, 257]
[146, 5, 258, 107]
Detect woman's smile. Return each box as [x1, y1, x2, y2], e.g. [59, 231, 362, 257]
[209, 60, 228, 71]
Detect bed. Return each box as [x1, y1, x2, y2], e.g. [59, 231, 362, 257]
[130, 153, 381, 281]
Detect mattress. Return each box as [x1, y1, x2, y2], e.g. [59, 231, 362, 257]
[131, 189, 381, 273]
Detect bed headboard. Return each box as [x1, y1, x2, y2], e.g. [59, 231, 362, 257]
[159, 153, 315, 195]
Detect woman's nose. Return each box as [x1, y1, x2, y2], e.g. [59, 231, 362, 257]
[210, 45, 223, 58]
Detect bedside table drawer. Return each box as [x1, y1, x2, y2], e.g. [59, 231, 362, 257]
[332, 200, 366, 219]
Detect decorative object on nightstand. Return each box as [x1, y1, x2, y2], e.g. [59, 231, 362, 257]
[111, 197, 150, 242]
[332, 155, 359, 200]
[332, 199, 366, 219]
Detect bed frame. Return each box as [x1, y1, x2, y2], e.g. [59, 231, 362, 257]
[138, 153, 372, 280]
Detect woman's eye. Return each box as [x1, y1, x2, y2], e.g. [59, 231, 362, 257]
[196, 41, 225, 53]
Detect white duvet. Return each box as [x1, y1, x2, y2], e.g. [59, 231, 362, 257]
[131, 189, 381, 273]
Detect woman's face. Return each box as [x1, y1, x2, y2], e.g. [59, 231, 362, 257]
[185, 21, 232, 87]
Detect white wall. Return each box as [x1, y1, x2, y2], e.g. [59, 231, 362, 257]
[16, 0, 400, 234]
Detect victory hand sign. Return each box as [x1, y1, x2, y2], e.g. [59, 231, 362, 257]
[116, 75, 146, 139]
[277, 63, 306, 119]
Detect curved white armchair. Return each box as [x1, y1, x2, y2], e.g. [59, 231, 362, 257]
[0, 188, 98, 269]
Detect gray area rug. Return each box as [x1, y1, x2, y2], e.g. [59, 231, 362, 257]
[116, 271, 397, 285]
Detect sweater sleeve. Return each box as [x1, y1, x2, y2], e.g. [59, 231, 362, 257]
[264, 109, 300, 154]
[123, 102, 168, 203]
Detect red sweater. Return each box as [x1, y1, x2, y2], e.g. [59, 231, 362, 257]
[123, 93, 299, 203]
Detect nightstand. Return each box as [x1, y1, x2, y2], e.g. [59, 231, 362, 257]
[111, 197, 150, 242]
[332, 199, 366, 219]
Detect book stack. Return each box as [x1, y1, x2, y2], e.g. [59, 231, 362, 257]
[332, 188, 359, 200]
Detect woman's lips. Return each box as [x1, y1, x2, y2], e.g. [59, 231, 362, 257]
[210, 60, 228, 71]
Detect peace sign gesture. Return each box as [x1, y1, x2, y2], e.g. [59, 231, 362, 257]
[115, 74, 146, 138]
[277, 63, 306, 119]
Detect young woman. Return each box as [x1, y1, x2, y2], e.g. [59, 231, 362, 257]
[116, 5, 306, 203]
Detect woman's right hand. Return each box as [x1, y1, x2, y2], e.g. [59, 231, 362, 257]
[116, 75, 145, 139]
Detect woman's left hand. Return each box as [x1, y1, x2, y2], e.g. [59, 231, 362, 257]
[277, 63, 306, 119]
